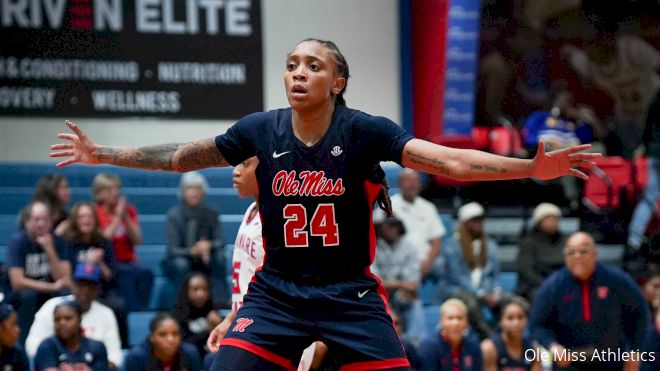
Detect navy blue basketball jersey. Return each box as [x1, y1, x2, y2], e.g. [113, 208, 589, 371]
[492, 335, 535, 371]
[215, 105, 413, 282]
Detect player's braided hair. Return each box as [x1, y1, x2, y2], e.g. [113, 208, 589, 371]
[377, 178, 393, 218]
[299, 38, 350, 106]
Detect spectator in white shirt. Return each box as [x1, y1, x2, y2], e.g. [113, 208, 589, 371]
[25, 262, 123, 369]
[390, 169, 446, 278]
[371, 213, 426, 341]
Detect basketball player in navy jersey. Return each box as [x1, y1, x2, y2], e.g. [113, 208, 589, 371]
[51, 39, 599, 370]
[481, 297, 541, 371]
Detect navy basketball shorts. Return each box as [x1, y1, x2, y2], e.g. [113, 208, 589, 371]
[212, 270, 410, 371]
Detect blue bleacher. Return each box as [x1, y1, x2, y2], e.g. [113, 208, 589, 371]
[135, 245, 166, 275]
[127, 311, 157, 347]
[148, 276, 177, 310]
[499, 271, 519, 293]
[0, 163, 236, 188]
[422, 305, 440, 336]
[419, 280, 437, 305]
[0, 187, 252, 215]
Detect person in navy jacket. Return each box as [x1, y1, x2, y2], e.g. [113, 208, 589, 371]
[481, 296, 541, 370]
[639, 305, 659, 371]
[34, 301, 108, 371]
[123, 312, 201, 371]
[0, 303, 29, 370]
[529, 231, 649, 370]
[419, 298, 483, 371]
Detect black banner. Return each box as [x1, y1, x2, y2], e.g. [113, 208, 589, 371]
[0, 0, 262, 119]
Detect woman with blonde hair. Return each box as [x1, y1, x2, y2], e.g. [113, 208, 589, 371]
[419, 298, 483, 370]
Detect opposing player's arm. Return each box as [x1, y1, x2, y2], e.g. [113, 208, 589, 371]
[401, 138, 599, 181]
[50, 121, 229, 172]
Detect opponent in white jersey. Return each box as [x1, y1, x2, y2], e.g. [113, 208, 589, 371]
[207, 157, 261, 345]
[231, 201, 263, 310]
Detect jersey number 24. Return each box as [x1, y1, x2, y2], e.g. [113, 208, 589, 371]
[283, 204, 339, 247]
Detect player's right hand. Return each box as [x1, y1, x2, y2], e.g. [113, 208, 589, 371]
[50, 120, 100, 167]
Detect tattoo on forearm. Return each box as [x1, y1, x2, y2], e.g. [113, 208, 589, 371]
[469, 163, 507, 173]
[97, 138, 227, 172]
[405, 150, 450, 175]
[174, 139, 228, 171]
[98, 143, 180, 170]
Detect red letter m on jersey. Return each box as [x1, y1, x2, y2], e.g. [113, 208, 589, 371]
[232, 318, 254, 333]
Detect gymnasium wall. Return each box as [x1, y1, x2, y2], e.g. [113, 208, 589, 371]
[0, 0, 400, 162]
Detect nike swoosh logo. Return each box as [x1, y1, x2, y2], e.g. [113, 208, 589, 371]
[358, 290, 369, 298]
[272, 150, 291, 158]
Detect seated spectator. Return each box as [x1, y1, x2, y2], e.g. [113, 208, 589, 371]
[643, 273, 660, 319]
[371, 213, 426, 342]
[123, 312, 201, 371]
[7, 200, 70, 344]
[34, 301, 108, 371]
[529, 231, 649, 370]
[390, 169, 446, 279]
[171, 272, 221, 359]
[418, 298, 483, 371]
[480, 297, 541, 371]
[63, 201, 120, 297]
[18, 174, 72, 234]
[0, 303, 29, 369]
[437, 202, 507, 339]
[25, 263, 123, 368]
[640, 306, 658, 371]
[62, 201, 127, 350]
[162, 172, 227, 308]
[516, 203, 566, 300]
[93, 173, 153, 311]
[63, 202, 116, 284]
[32, 173, 72, 235]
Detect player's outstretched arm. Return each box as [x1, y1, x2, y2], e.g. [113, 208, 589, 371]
[402, 139, 600, 181]
[50, 120, 229, 172]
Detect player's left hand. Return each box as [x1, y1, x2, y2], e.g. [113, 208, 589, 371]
[530, 141, 600, 181]
[207, 309, 236, 352]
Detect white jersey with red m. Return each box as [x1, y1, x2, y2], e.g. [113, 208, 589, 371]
[231, 202, 264, 311]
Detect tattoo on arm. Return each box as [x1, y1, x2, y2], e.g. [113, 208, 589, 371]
[173, 138, 229, 171]
[97, 138, 228, 172]
[405, 150, 450, 175]
[98, 143, 181, 170]
[469, 163, 506, 173]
